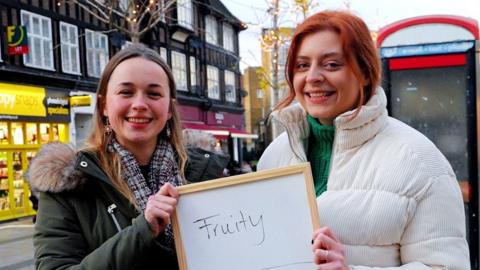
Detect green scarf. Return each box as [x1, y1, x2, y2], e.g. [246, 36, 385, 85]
[307, 115, 335, 197]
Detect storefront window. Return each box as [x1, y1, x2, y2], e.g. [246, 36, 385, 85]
[52, 124, 59, 141]
[0, 120, 69, 221]
[0, 152, 9, 211]
[26, 123, 38, 144]
[40, 124, 50, 143]
[12, 152, 24, 208]
[11, 123, 24, 145]
[57, 124, 67, 142]
[27, 152, 36, 164]
[0, 123, 9, 144]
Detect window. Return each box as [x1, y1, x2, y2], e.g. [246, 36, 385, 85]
[224, 70, 236, 102]
[171, 51, 187, 91]
[60, 22, 80, 75]
[21, 10, 54, 70]
[189, 56, 197, 90]
[223, 23, 234, 51]
[160, 47, 167, 62]
[85, 29, 109, 78]
[119, 0, 128, 11]
[177, 0, 193, 29]
[205, 16, 218, 45]
[207, 65, 220, 99]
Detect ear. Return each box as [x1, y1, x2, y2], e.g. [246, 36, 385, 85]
[98, 95, 108, 116]
[363, 77, 370, 87]
[167, 98, 175, 120]
[361, 70, 370, 87]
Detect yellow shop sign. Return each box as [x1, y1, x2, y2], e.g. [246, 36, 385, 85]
[0, 83, 46, 116]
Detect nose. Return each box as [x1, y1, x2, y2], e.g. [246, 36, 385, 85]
[305, 65, 325, 85]
[131, 94, 148, 111]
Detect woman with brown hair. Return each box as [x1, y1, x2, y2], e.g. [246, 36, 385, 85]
[27, 44, 186, 269]
[258, 11, 469, 269]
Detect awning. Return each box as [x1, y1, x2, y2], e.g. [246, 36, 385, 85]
[183, 122, 258, 139]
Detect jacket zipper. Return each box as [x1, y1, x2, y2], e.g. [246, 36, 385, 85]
[107, 204, 122, 232]
[272, 116, 308, 162]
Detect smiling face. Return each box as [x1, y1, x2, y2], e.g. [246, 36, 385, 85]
[293, 30, 362, 125]
[102, 57, 171, 152]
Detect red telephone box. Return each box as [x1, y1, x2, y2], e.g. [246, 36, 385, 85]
[378, 15, 480, 268]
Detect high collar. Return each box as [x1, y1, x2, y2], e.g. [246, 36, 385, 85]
[333, 87, 388, 150]
[271, 86, 388, 151]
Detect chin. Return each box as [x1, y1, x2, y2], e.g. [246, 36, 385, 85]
[306, 109, 328, 119]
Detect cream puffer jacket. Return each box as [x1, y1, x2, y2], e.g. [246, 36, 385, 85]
[258, 87, 470, 269]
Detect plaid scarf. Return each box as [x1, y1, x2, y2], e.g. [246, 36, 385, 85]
[110, 138, 182, 247]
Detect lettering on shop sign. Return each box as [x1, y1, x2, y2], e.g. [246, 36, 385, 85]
[16, 94, 41, 108]
[0, 94, 15, 109]
[47, 107, 69, 115]
[0, 93, 43, 109]
[193, 210, 265, 245]
[46, 97, 69, 106]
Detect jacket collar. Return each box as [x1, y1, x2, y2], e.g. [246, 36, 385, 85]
[76, 151, 139, 217]
[271, 87, 388, 152]
[26, 142, 139, 217]
[333, 87, 388, 150]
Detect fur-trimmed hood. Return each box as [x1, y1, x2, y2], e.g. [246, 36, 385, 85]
[27, 142, 87, 194]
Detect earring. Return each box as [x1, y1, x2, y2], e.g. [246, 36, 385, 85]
[105, 118, 112, 135]
[166, 122, 171, 138]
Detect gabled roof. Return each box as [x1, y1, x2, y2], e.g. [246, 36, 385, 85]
[205, 0, 247, 30]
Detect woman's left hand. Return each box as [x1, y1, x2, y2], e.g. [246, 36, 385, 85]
[312, 227, 348, 270]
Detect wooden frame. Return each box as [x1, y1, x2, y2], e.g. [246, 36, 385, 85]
[172, 163, 320, 270]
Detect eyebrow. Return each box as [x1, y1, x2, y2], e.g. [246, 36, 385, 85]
[296, 51, 343, 61]
[117, 82, 164, 88]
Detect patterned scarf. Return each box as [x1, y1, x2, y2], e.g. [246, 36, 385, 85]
[110, 137, 182, 247]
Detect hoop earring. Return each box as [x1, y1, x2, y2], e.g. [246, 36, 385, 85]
[105, 118, 112, 135]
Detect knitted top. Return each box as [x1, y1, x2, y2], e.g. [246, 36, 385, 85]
[307, 115, 335, 197]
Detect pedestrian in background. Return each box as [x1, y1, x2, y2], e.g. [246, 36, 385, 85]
[182, 129, 229, 182]
[258, 10, 470, 269]
[27, 44, 185, 269]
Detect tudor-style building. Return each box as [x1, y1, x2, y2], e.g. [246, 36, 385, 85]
[0, 0, 247, 221]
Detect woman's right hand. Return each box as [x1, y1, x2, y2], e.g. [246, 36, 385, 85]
[144, 183, 179, 237]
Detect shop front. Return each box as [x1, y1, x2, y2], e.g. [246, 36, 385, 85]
[179, 104, 258, 164]
[0, 82, 70, 221]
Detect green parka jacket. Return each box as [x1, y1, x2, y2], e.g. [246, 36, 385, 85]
[27, 142, 179, 270]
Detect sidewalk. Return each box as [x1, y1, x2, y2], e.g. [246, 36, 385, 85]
[0, 218, 35, 270]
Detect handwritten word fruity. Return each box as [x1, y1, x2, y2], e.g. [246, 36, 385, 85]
[193, 210, 265, 246]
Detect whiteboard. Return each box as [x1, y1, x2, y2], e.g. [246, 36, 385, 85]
[172, 163, 320, 270]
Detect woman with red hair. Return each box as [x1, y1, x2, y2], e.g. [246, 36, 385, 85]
[258, 11, 469, 269]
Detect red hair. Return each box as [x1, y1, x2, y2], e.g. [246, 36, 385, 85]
[276, 11, 381, 114]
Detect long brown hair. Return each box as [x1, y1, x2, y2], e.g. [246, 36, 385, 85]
[277, 11, 381, 115]
[85, 44, 187, 205]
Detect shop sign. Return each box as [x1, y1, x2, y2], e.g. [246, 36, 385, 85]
[6, 26, 29, 55]
[215, 112, 224, 124]
[0, 83, 70, 122]
[70, 95, 92, 107]
[381, 41, 474, 58]
[46, 96, 69, 116]
[0, 83, 45, 116]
